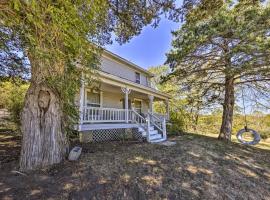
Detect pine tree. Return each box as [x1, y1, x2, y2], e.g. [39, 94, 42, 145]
[166, 0, 270, 141]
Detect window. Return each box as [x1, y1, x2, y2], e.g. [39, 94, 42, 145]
[86, 90, 100, 107]
[135, 72, 140, 84]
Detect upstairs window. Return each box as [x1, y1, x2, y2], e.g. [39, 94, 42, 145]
[135, 72, 140, 84]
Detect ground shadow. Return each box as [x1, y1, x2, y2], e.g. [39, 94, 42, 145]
[0, 131, 270, 200]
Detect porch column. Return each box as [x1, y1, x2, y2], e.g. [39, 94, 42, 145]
[78, 78, 85, 131]
[148, 95, 154, 114]
[121, 87, 131, 123]
[165, 99, 169, 120]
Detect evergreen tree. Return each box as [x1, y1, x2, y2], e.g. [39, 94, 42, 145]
[166, 0, 270, 141]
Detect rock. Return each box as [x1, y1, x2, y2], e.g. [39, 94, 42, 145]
[159, 141, 176, 146]
[68, 146, 82, 161]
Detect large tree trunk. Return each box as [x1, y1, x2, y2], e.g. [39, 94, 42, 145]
[218, 77, 235, 142]
[19, 82, 68, 170]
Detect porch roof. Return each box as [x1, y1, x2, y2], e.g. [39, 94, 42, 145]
[98, 71, 171, 100]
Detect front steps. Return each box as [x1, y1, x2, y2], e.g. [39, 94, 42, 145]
[138, 126, 166, 143]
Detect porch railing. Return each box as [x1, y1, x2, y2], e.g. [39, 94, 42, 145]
[83, 107, 133, 123]
[153, 112, 169, 121]
[82, 107, 166, 140]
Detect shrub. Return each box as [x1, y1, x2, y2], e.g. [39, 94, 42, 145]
[0, 80, 29, 128]
[260, 130, 270, 140]
[167, 111, 185, 135]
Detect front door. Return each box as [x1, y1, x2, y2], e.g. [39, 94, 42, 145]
[133, 99, 142, 114]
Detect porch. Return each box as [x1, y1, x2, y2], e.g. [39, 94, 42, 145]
[77, 74, 170, 142]
[79, 106, 167, 143]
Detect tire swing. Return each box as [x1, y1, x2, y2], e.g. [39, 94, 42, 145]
[236, 87, 261, 145]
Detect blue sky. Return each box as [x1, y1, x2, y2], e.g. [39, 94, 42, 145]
[106, 17, 180, 69]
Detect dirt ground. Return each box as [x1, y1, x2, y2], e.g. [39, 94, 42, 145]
[0, 131, 270, 200]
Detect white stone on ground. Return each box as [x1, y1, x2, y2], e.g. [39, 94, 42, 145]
[68, 146, 82, 161]
[158, 141, 176, 146]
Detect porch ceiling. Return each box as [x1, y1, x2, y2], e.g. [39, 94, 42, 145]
[100, 82, 166, 102]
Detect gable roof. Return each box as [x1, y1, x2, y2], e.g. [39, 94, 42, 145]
[103, 49, 155, 77]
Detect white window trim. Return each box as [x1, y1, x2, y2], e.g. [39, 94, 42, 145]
[135, 72, 141, 84]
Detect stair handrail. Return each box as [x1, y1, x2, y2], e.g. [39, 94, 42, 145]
[153, 112, 168, 121]
[146, 114, 151, 142]
[148, 112, 166, 139]
[148, 112, 163, 132]
[131, 108, 147, 129]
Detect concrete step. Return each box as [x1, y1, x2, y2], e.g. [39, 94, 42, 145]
[138, 126, 154, 133]
[149, 130, 158, 135]
[150, 137, 166, 143]
[149, 133, 162, 140]
[149, 126, 154, 131]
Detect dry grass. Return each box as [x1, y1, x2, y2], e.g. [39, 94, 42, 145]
[195, 131, 270, 151]
[0, 132, 270, 200]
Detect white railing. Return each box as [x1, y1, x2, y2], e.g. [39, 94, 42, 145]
[148, 112, 167, 139]
[82, 107, 167, 141]
[83, 107, 133, 123]
[153, 113, 169, 121]
[131, 109, 147, 128]
[148, 112, 163, 132]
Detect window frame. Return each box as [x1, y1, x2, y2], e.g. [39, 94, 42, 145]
[85, 89, 101, 107]
[135, 72, 141, 84]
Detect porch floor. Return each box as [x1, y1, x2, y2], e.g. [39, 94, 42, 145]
[80, 123, 142, 131]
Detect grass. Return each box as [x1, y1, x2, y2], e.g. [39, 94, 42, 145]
[194, 131, 270, 151]
[0, 131, 270, 200]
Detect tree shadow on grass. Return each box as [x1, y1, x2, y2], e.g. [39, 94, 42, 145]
[0, 133, 270, 200]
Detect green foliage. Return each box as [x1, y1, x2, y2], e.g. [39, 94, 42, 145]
[149, 66, 187, 134]
[167, 110, 186, 135]
[166, 1, 270, 108]
[165, 1, 270, 137]
[0, 79, 29, 127]
[0, 0, 180, 134]
[193, 113, 270, 139]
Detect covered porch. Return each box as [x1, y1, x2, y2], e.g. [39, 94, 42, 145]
[77, 72, 170, 131]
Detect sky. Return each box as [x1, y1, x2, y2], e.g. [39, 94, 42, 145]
[105, 17, 180, 69]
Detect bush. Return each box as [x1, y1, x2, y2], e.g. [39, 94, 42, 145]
[167, 111, 185, 135]
[0, 80, 29, 128]
[260, 130, 270, 140]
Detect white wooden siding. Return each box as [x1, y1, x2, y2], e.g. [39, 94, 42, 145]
[102, 91, 123, 109]
[100, 56, 149, 87]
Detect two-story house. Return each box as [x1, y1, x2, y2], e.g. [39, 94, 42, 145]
[77, 50, 170, 143]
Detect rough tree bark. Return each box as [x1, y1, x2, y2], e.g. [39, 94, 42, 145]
[20, 60, 68, 171]
[218, 76, 235, 141]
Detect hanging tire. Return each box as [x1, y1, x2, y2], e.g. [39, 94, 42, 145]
[236, 128, 261, 145]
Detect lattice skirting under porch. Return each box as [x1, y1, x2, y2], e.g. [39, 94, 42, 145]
[80, 128, 144, 143]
